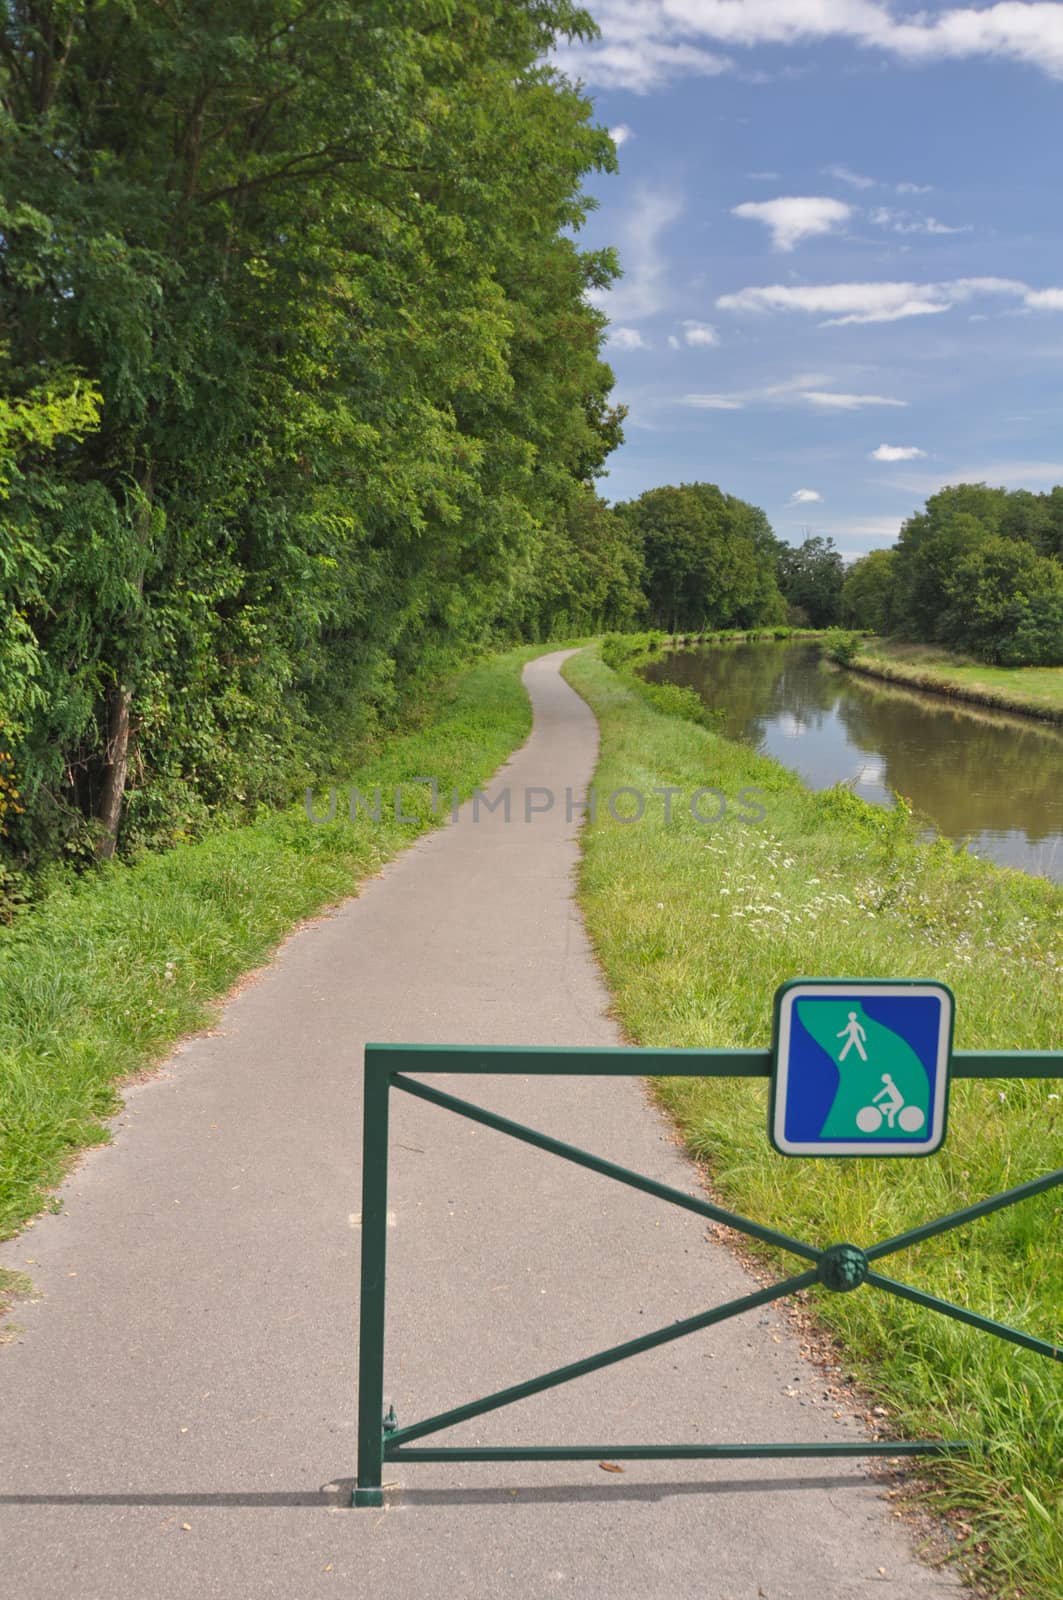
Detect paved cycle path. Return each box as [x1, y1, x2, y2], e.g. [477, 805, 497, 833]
[0, 651, 960, 1599]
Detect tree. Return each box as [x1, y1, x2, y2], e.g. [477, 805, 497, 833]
[841, 549, 899, 634]
[939, 535, 1063, 664]
[614, 482, 785, 632]
[1, 0, 622, 877]
[498, 487, 643, 639]
[852, 483, 1063, 663]
[777, 536, 844, 628]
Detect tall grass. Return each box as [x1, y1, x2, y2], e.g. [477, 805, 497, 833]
[0, 646, 540, 1238]
[563, 646, 1062, 1600]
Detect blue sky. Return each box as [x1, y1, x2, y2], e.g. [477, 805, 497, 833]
[552, 1, 1063, 557]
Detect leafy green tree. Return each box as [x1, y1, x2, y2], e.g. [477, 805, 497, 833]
[1034, 487, 1063, 560]
[777, 535, 844, 628]
[501, 487, 643, 640]
[1, 0, 621, 878]
[857, 483, 1063, 663]
[939, 534, 1063, 664]
[615, 482, 785, 632]
[841, 548, 899, 634]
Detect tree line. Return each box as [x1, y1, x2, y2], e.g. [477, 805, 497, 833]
[609, 483, 846, 632]
[1, 0, 640, 889]
[842, 485, 1063, 664]
[609, 478, 1063, 666]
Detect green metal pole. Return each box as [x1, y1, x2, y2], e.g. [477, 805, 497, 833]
[388, 1440, 970, 1462]
[866, 1271, 1063, 1361]
[353, 1061, 391, 1508]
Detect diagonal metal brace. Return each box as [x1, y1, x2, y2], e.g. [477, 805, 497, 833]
[866, 1167, 1063, 1262]
[391, 1073, 820, 1263]
[385, 1267, 819, 1448]
[866, 1272, 1063, 1362]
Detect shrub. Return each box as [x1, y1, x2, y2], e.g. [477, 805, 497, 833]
[599, 631, 664, 671]
[822, 628, 864, 665]
[634, 680, 720, 730]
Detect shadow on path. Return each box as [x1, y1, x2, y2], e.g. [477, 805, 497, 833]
[0, 1474, 875, 1509]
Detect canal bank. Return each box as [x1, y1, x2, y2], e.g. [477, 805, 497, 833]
[562, 644, 1063, 1600]
[844, 640, 1063, 726]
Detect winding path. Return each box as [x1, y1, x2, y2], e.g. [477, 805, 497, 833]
[0, 651, 960, 1598]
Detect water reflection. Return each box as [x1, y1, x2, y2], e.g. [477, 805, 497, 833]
[642, 641, 1063, 881]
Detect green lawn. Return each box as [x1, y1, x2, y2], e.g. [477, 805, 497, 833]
[0, 644, 544, 1243]
[563, 645, 1063, 1600]
[854, 639, 1063, 721]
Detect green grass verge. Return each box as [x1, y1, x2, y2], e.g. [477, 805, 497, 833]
[0, 644, 549, 1240]
[853, 640, 1063, 723]
[562, 645, 1063, 1600]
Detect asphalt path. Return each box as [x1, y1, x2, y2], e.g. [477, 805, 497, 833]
[0, 650, 961, 1598]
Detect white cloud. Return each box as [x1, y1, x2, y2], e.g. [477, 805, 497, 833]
[717, 276, 1052, 325]
[825, 167, 937, 196]
[803, 391, 907, 409]
[824, 163, 875, 189]
[667, 334, 681, 349]
[791, 488, 823, 502]
[608, 326, 650, 350]
[553, 2, 1063, 90]
[869, 207, 970, 235]
[718, 280, 948, 323]
[552, 34, 730, 94]
[678, 373, 903, 411]
[682, 320, 719, 346]
[682, 393, 745, 409]
[733, 196, 852, 251]
[610, 124, 634, 147]
[871, 444, 927, 461]
[588, 185, 684, 321]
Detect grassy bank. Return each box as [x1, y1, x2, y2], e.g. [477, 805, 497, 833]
[0, 644, 548, 1243]
[563, 646, 1063, 1600]
[851, 639, 1063, 723]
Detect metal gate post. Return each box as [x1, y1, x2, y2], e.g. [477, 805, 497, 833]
[353, 1060, 390, 1507]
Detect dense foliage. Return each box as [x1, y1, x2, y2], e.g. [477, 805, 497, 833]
[612, 481, 785, 632]
[0, 0, 630, 889]
[775, 533, 844, 628]
[842, 485, 1063, 664]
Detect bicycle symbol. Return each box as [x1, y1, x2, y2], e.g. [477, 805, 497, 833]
[856, 1072, 926, 1135]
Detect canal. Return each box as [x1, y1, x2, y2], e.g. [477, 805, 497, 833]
[641, 639, 1063, 883]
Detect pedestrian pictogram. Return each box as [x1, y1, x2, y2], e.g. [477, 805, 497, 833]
[770, 979, 954, 1156]
[837, 1011, 867, 1061]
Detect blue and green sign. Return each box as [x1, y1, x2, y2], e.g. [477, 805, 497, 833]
[770, 978, 954, 1157]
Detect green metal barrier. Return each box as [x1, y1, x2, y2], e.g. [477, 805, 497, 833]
[353, 1041, 1063, 1507]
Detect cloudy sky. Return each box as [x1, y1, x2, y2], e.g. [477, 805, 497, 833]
[553, 0, 1063, 556]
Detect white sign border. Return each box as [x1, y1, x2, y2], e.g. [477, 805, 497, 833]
[772, 981, 953, 1157]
